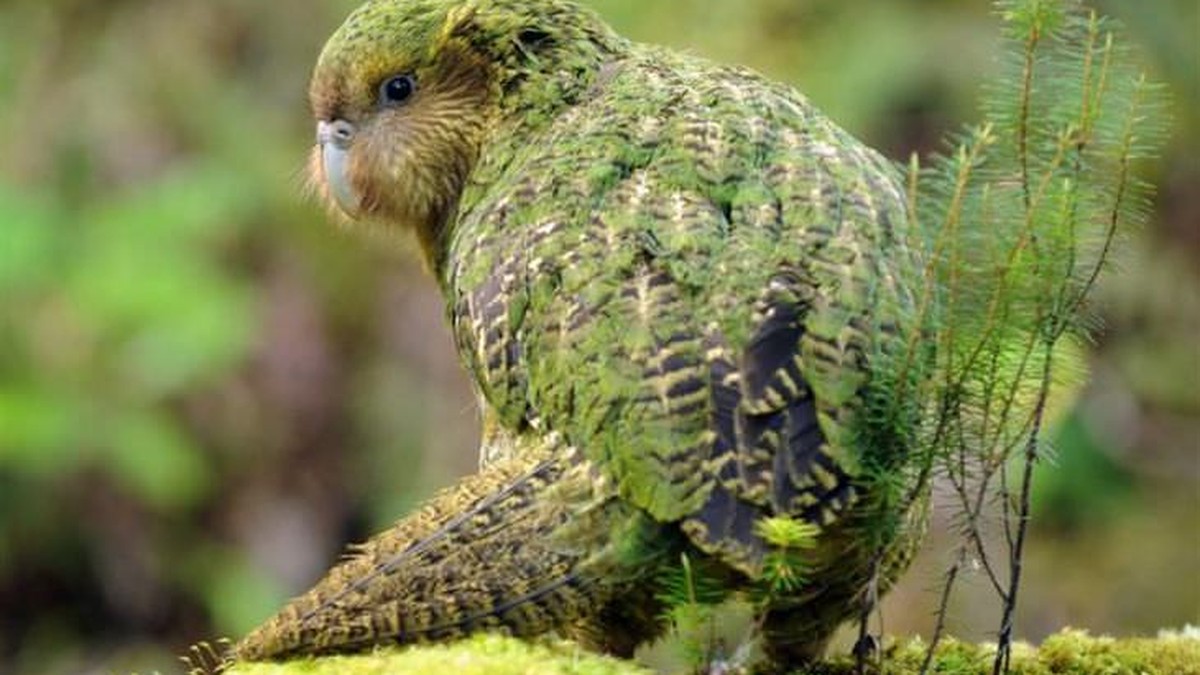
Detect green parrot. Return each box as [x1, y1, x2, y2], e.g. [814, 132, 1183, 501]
[235, 0, 929, 665]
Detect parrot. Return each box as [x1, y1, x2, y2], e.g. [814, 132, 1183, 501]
[234, 0, 932, 666]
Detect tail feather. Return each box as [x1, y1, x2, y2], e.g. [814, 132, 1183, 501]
[233, 439, 642, 661]
[299, 455, 562, 625]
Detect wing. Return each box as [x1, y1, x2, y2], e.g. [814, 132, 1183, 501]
[447, 51, 913, 576]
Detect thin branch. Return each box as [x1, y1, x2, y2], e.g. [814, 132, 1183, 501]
[921, 550, 964, 675]
[992, 346, 1055, 675]
[1064, 70, 1142, 322]
[1016, 17, 1041, 214]
[946, 456, 1008, 598]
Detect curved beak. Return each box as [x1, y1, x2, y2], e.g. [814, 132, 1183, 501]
[317, 119, 361, 218]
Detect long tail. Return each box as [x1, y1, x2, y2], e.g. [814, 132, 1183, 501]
[233, 440, 650, 661]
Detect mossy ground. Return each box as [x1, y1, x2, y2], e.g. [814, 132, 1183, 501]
[226, 628, 1199, 675]
[807, 628, 1200, 675]
[225, 633, 652, 675]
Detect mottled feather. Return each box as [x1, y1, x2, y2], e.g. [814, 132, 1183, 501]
[237, 0, 926, 666]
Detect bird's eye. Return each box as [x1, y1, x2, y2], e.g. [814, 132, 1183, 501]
[379, 74, 416, 106]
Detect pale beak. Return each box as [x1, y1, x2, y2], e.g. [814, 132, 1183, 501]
[317, 119, 361, 218]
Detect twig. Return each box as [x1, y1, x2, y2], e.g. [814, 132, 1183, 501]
[992, 350, 1054, 675]
[920, 548, 963, 675]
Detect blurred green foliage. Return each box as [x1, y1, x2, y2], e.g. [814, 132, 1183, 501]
[0, 1, 1195, 674]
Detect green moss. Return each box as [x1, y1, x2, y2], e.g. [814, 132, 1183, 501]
[806, 628, 1200, 675]
[225, 629, 1199, 675]
[226, 633, 652, 675]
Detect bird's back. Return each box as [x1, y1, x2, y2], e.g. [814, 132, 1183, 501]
[447, 45, 919, 575]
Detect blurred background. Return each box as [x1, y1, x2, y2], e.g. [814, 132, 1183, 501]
[0, 0, 1195, 673]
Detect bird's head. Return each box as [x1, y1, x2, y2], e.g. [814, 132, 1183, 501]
[308, 0, 623, 261]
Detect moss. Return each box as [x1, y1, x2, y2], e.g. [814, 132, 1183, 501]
[805, 627, 1200, 675]
[226, 628, 1199, 675]
[225, 633, 652, 675]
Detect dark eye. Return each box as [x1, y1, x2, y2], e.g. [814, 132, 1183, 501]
[379, 74, 416, 106]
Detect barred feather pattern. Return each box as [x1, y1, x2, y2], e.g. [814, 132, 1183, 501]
[448, 46, 914, 577]
[235, 437, 667, 660]
[243, 0, 927, 664]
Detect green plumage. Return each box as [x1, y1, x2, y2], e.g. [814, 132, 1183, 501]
[238, 0, 928, 666]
